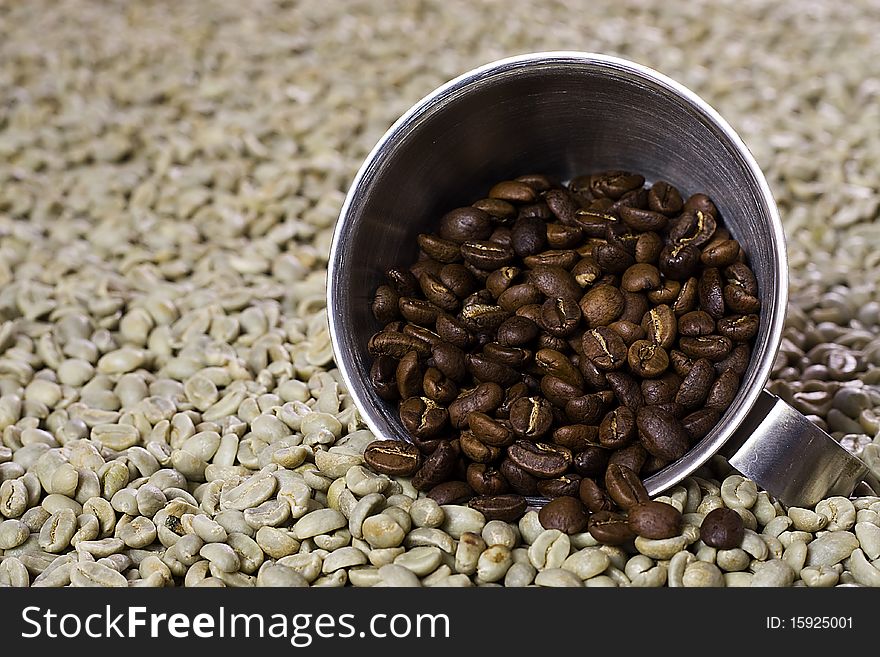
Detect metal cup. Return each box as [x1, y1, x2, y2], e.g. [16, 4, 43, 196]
[328, 51, 868, 507]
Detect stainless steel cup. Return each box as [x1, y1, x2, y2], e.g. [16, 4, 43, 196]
[327, 51, 868, 507]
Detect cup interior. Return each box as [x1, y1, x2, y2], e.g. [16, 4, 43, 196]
[328, 52, 787, 496]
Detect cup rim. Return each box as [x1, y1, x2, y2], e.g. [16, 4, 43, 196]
[328, 50, 788, 497]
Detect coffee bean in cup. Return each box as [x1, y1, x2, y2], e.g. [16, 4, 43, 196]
[363, 170, 761, 525]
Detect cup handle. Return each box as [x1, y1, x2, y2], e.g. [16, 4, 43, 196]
[719, 390, 869, 507]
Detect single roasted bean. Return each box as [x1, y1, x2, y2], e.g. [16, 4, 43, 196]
[506, 440, 571, 478]
[628, 501, 683, 539]
[700, 508, 745, 548]
[538, 496, 589, 534]
[604, 464, 649, 510]
[468, 494, 526, 522]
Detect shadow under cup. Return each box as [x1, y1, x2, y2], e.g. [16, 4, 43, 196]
[328, 52, 787, 498]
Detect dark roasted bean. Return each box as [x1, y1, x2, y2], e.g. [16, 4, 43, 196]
[511, 215, 547, 258]
[419, 273, 460, 312]
[641, 371, 682, 405]
[552, 424, 599, 452]
[385, 267, 421, 296]
[579, 284, 624, 328]
[447, 382, 504, 429]
[411, 439, 459, 491]
[466, 463, 508, 495]
[636, 405, 690, 461]
[627, 339, 669, 377]
[619, 205, 668, 232]
[506, 440, 572, 478]
[364, 440, 422, 476]
[605, 463, 650, 510]
[669, 210, 716, 247]
[427, 480, 475, 506]
[701, 239, 741, 267]
[417, 233, 462, 263]
[607, 443, 648, 474]
[537, 474, 582, 499]
[659, 243, 700, 280]
[372, 285, 401, 324]
[528, 265, 582, 301]
[581, 326, 628, 371]
[647, 181, 683, 215]
[473, 197, 517, 222]
[439, 207, 493, 244]
[368, 330, 431, 359]
[370, 355, 400, 401]
[500, 458, 539, 495]
[627, 501, 683, 539]
[700, 507, 745, 549]
[540, 375, 584, 408]
[675, 358, 715, 408]
[546, 223, 584, 249]
[395, 350, 424, 399]
[588, 511, 636, 545]
[468, 412, 514, 447]
[594, 240, 634, 273]
[671, 276, 699, 315]
[640, 304, 677, 348]
[714, 343, 751, 376]
[683, 193, 718, 217]
[400, 396, 448, 439]
[717, 314, 759, 342]
[508, 396, 554, 439]
[489, 180, 537, 203]
[706, 369, 740, 410]
[459, 430, 501, 463]
[469, 494, 527, 522]
[621, 263, 661, 292]
[679, 335, 733, 361]
[599, 406, 637, 450]
[681, 407, 721, 441]
[605, 370, 644, 410]
[698, 267, 725, 319]
[539, 496, 589, 534]
[679, 310, 715, 336]
[466, 353, 519, 386]
[399, 297, 441, 326]
[422, 367, 459, 405]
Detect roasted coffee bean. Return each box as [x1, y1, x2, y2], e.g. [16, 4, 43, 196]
[579, 285, 624, 328]
[400, 396, 448, 438]
[540, 296, 582, 337]
[627, 339, 669, 377]
[640, 304, 676, 348]
[701, 239, 741, 267]
[552, 424, 599, 452]
[534, 348, 583, 387]
[593, 240, 634, 273]
[528, 265, 582, 301]
[447, 382, 504, 428]
[698, 267, 725, 319]
[363, 440, 422, 476]
[659, 243, 700, 280]
[428, 480, 475, 506]
[634, 231, 664, 264]
[540, 188, 578, 226]
[516, 173, 557, 192]
[546, 223, 584, 249]
[422, 367, 459, 405]
[607, 443, 648, 474]
[539, 496, 589, 534]
[579, 478, 615, 513]
[588, 511, 636, 545]
[669, 349, 695, 377]
[417, 233, 462, 263]
[439, 206, 494, 244]
[509, 396, 554, 439]
[368, 330, 431, 359]
[489, 227, 513, 247]
[647, 180, 683, 215]
[620, 291, 650, 325]
[700, 507, 745, 549]
[627, 501, 683, 539]
[461, 240, 516, 270]
[431, 342, 467, 382]
[466, 353, 519, 386]
[485, 266, 520, 298]
[473, 197, 517, 222]
[370, 355, 400, 401]
[403, 323, 444, 349]
[385, 267, 421, 296]
[459, 302, 508, 332]
[511, 215, 547, 258]
[396, 350, 424, 399]
[518, 202, 553, 221]
[459, 431, 502, 463]
[526, 248, 582, 269]
[418, 273, 460, 312]
[679, 310, 715, 336]
[717, 314, 759, 342]
[506, 441, 572, 478]
[572, 446, 610, 478]
[682, 193, 718, 217]
[577, 357, 608, 390]
[399, 297, 441, 326]
[411, 439, 459, 491]
[706, 369, 740, 410]
[489, 180, 537, 203]
[724, 262, 758, 295]
[607, 320, 646, 346]
[496, 315, 540, 347]
[591, 170, 645, 199]
[467, 412, 514, 447]
[537, 474, 582, 499]
[500, 458, 539, 495]
[723, 285, 761, 314]
[571, 257, 602, 289]
[671, 276, 699, 315]
[410, 257, 444, 280]
[497, 283, 541, 311]
[540, 375, 584, 408]
[619, 205, 668, 232]
[466, 463, 509, 495]
[565, 392, 612, 425]
[599, 406, 637, 449]
[372, 285, 401, 324]
[674, 358, 714, 408]
[681, 407, 721, 441]
[669, 210, 716, 247]
[641, 371, 682, 405]
[435, 314, 473, 349]
[647, 278, 680, 304]
[642, 454, 672, 475]
[581, 326, 627, 371]
[620, 263, 661, 292]
[714, 343, 751, 377]
[679, 335, 733, 361]
[612, 187, 649, 212]
[636, 405, 690, 461]
[605, 463, 650, 510]
[482, 343, 531, 368]
[605, 370, 644, 410]
[468, 494, 527, 522]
